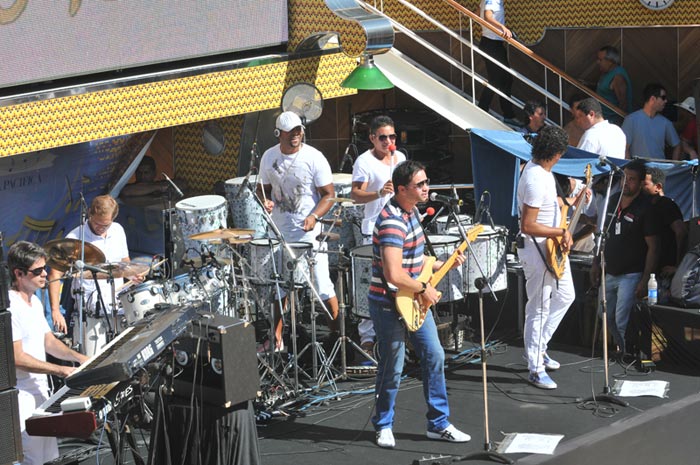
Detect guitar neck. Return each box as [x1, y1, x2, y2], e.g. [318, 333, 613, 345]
[429, 241, 467, 287]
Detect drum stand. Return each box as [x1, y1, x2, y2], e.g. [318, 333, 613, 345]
[324, 250, 376, 380]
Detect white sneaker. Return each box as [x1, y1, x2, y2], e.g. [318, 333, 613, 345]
[426, 424, 471, 443]
[376, 428, 395, 448]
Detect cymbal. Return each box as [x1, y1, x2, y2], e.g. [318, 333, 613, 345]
[44, 239, 106, 272]
[317, 232, 340, 242]
[326, 197, 355, 203]
[189, 228, 256, 241]
[77, 261, 151, 279]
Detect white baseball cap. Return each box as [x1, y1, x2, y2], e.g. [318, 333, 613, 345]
[276, 111, 305, 132]
[675, 96, 696, 116]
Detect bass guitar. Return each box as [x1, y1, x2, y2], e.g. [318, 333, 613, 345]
[545, 163, 592, 279]
[395, 224, 483, 331]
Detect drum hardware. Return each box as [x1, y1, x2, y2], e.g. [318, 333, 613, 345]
[319, 217, 343, 227]
[323, 246, 376, 380]
[74, 261, 151, 280]
[316, 232, 340, 242]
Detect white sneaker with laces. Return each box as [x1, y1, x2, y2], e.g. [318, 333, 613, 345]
[376, 428, 395, 448]
[426, 424, 471, 443]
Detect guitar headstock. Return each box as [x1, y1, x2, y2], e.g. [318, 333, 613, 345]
[585, 163, 592, 187]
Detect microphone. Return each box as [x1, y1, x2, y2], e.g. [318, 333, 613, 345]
[162, 172, 185, 198]
[338, 144, 354, 172]
[430, 192, 463, 207]
[597, 155, 622, 172]
[75, 260, 110, 275]
[420, 206, 436, 221]
[388, 143, 396, 154]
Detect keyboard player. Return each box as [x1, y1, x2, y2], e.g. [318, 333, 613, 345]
[8, 241, 89, 465]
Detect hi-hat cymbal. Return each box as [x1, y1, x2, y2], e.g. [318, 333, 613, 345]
[44, 239, 106, 272]
[77, 261, 151, 279]
[326, 197, 355, 203]
[189, 228, 256, 241]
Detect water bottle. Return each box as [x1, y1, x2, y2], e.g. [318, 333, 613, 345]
[647, 273, 658, 306]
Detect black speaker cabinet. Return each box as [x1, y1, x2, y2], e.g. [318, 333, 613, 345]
[0, 311, 16, 391]
[172, 314, 259, 407]
[632, 303, 700, 369]
[0, 388, 23, 465]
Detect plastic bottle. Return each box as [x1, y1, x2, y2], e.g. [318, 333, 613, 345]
[647, 273, 658, 306]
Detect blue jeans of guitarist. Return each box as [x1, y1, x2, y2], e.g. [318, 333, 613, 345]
[369, 300, 450, 433]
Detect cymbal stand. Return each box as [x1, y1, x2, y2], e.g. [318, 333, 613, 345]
[75, 193, 89, 353]
[324, 249, 376, 380]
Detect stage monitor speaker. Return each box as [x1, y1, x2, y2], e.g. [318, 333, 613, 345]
[172, 314, 259, 408]
[0, 311, 16, 391]
[0, 388, 23, 465]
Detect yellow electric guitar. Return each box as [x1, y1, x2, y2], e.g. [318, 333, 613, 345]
[545, 164, 592, 279]
[395, 224, 483, 332]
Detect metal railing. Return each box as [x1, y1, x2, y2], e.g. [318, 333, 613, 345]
[359, 0, 626, 127]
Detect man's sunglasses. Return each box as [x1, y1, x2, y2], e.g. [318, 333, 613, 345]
[26, 266, 49, 276]
[376, 134, 397, 142]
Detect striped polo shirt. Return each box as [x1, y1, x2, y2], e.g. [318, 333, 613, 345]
[368, 198, 425, 307]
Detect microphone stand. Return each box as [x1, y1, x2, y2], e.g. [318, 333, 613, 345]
[454, 276, 512, 465]
[585, 169, 628, 407]
[75, 193, 89, 354]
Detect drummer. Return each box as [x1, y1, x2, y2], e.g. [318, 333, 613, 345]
[350, 115, 406, 356]
[48, 195, 139, 353]
[257, 111, 340, 352]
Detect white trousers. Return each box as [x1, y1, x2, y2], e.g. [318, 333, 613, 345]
[519, 240, 575, 373]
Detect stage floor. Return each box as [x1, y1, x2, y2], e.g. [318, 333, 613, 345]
[255, 333, 700, 465]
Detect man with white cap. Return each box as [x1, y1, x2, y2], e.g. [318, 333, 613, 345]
[675, 96, 697, 159]
[257, 111, 339, 351]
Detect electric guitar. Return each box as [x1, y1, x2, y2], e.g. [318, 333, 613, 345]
[545, 164, 592, 279]
[395, 224, 483, 332]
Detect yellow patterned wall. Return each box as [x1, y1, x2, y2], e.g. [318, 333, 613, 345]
[0, 53, 356, 158]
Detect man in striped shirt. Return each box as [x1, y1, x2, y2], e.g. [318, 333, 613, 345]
[368, 160, 470, 449]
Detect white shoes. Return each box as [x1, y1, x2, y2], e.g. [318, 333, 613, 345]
[426, 424, 471, 443]
[376, 428, 395, 448]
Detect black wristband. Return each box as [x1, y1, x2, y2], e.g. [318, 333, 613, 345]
[418, 281, 427, 294]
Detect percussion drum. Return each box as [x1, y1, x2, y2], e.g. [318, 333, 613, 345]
[428, 235, 464, 302]
[350, 245, 373, 318]
[326, 202, 362, 268]
[249, 238, 281, 284]
[332, 173, 353, 199]
[165, 273, 200, 305]
[175, 195, 228, 259]
[192, 263, 230, 313]
[224, 176, 268, 239]
[433, 214, 473, 234]
[118, 281, 167, 325]
[280, 242, 312, 287]
[457, 225, 508, 293]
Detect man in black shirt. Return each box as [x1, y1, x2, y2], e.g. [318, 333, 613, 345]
[591, 160, 658, 355]
[643, 166, 687, 303]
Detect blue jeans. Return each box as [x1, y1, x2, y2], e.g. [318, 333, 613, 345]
[369, 300, 450, 432]
[600, 272, 642, 353]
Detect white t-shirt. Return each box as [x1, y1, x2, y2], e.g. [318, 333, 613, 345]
[10, 291, 51, 397]
[517, 160, 560, 244]
[259, 143, 333, 242]
[67, 222, 129, 313]
[481, 0, 506, 41]
[577, 119, 626, 159]
[351, 149, 407, 235]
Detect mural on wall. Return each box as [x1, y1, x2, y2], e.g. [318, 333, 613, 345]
[0, 132, 153, 247]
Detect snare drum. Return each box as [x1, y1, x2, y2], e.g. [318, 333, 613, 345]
[176, 195, 228, 259]
[118, 281, 167, 325]
[350, 245, 373, 318]
[428, 235, 464, 302]
[462, 226, 508, 293]
[433, 214, 473, 234]
[224, 176, 268, 238]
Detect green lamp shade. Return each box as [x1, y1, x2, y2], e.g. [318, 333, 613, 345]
[341, 56, 394, 90]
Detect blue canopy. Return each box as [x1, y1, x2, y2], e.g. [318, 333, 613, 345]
[470, 128, 699, 236]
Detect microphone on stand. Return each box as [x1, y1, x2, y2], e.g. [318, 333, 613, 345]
[75, 260, 110, 275]
[597, 155, 623, 172]
[162, 173, 185, 198]
[338, 144, 354, 172]
[430, 192, 463, 207]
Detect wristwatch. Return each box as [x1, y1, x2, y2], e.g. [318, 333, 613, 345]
[310, 213, 320, 221]
[418, 281, 427, 294]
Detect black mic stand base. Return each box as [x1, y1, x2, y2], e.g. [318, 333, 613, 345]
[455, 449, 513, 465]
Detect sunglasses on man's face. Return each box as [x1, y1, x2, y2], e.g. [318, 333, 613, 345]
[26, 265, 49, 276]
[376, 134, 397, 142]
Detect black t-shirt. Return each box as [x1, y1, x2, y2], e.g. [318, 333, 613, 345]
[604, 192, 659, 276]
[652, 195, 684, 270]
